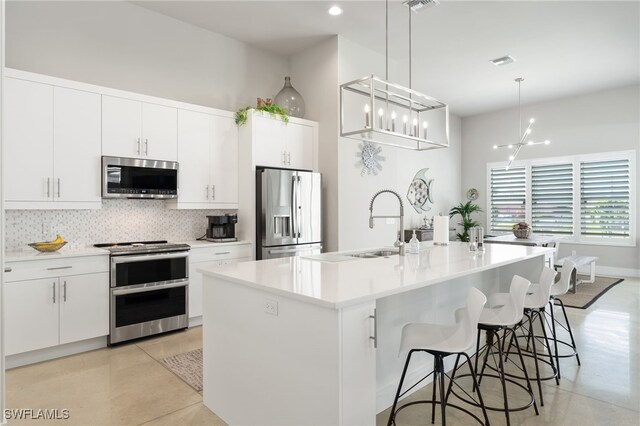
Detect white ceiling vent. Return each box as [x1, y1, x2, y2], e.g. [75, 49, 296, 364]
[490, 55, 516, 66]
[403, 0, 440, 12]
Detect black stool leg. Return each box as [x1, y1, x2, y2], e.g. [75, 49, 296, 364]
[478, 330, 493, 386]
[437, 355, 447, 426]
[431, 362, 438, 424]
[445, 353, 462, 402]
[548, 300, 561, 380]
[494, 331, 510, 426]
[473, 329, 482, 392]
[538, 308, 560, 385]
[462, 352, 490, 426]
[387, 350, 414, 426]
[557, 298, 581, 365]
[509, 326, 540, 416]
[526, 311, 545, 407]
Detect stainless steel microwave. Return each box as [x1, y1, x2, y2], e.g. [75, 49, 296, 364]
[102, 156, 179, 199]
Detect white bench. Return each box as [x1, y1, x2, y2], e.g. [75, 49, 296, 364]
[555, 255, 598, 293]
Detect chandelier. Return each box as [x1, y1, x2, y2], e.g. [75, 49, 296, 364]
[339, 0, 449, 151]
[494, 78, 550, 169]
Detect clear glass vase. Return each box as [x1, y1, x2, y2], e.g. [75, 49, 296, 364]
[274, 76, 305, 118]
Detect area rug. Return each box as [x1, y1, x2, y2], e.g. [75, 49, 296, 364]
[556, 275, 625, 309]
[161, 348, 203, 391]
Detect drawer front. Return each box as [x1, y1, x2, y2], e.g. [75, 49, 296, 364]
[5, 255, 109, 282]
[189, 244, 251, 263]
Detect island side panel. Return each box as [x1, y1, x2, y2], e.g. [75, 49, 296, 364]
[374, 254, 545, 412]
[202, 275, 340, 425]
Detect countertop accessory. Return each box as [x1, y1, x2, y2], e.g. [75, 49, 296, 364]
[29, 241, 67, 252]
[369, 189, 405, 256]
[274, 76, 305, 118]
[339, 0, 449, 151]
[406, 168, 434, 213]
[433, 215, 449, 245]
[492, 78, 551, 169]
[357, 142, 385, 176]
[466, 188, 479, 201]
[512, 221, 531, 239]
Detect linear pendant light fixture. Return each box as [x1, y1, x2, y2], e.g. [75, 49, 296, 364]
[339, 0, 449, 151]
[494, 78, 550, 169]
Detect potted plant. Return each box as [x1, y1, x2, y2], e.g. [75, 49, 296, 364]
[235, 98, 289, 126]
[449, 201, 482, 242]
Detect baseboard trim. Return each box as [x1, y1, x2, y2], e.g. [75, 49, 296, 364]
[583, 265, 640, 278]
[189, 316, 203, 327]
[6, 337, 107, 369]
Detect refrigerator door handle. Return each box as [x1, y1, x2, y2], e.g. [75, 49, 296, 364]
[296, 175, 302, 238]
[290, 175, 297, 239]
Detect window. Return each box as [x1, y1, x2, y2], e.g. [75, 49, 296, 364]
[531, 163, 574, 235]
[580, 159, 631, 239]
[489, 167, 526, 232]
[487, 151, 635, 246]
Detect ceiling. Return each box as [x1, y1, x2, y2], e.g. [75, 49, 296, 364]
[133, 0, 640, 117]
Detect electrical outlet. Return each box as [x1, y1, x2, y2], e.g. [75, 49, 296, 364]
[264, 299, 278, 316]
[571, 250, 577, 256]
[386, 218, 395, 225]
[41, 222, 52, 237]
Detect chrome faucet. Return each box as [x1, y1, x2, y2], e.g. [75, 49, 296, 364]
[369, 189, 405, 256]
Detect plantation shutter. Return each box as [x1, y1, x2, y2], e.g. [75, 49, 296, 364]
[531, 163, 574, 234]
[580, 159, 630, 238]
[490, 166, 526, 232]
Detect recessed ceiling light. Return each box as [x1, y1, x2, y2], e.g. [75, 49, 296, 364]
[328, 6, 343, 16]
[490, 55, 516, 66]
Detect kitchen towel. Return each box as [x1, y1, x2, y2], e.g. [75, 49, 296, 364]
[433, 215, 449, 245]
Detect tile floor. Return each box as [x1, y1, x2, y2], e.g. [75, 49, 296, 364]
[5, 277, 640, 425]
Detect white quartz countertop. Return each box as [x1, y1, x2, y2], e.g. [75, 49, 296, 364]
[5, 245, 109, 262]
[198, 242, 553, 309]
[183, 240, 251, 249]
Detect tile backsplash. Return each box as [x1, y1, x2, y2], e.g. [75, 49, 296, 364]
[5, 200, 235, 250]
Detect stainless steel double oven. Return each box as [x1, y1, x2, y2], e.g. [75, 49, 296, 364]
[103, 242, 190, 345]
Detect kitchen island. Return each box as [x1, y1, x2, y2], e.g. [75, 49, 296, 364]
[198, 242, 552, 425]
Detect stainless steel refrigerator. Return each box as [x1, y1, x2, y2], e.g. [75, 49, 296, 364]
[256, 167, 322, 260]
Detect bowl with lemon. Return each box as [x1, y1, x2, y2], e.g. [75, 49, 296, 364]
[29, 235, 67, 252]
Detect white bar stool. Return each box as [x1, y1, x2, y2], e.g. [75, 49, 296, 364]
[387, 287, 489, 426]
[462, 275, 539, 426]
[547, 259, 581, 379]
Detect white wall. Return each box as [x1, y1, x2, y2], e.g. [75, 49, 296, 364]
[290, 37, 340, 252]
[461, 84, 640, 274]
[337, 37, 462, 251]
[6, 0, 289, 112]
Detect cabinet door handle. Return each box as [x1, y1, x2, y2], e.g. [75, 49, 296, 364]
[4, 267, 11, 273]
[145, 138, 149, 156]
[46, 177, 51, 198]
[57, 178, 61, 198]
[137, 138, 141, 154]
[369, 309, 377, 348]
[214, 251, 231, 255]
[287, 152, 291, 165]
[206, 185, 209, 200]
[52, 282, 56, 304]
[46, 266, 72, 271]
[212, 184, 215, 200]
[63, 281, 67, 302]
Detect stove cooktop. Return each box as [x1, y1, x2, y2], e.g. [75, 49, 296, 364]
[94, 240, 191, 255]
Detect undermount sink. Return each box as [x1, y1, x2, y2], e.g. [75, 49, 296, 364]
[345, 249, 399, 259]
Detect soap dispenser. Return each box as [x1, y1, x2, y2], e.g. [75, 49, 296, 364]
[409, 231, 420, 254]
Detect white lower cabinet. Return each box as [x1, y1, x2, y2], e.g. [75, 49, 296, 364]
[188, 244, 251, 319]
[4, 256, 109, 356]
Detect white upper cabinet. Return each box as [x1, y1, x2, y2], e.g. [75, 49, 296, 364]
[102, 95, 177, 161]
[3, 77, 101, 209]
[3, 77, 54, 203]
[210, 115, 239, 205]
[176, 109, 211, 204]
[53, 87, 102, 204]
[169, 109, 238, 209]
[251, 113, 315, 170]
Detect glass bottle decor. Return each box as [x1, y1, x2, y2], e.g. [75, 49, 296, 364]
[274, 76, 305, 118]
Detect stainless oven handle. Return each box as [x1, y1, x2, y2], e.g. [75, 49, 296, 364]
[111, 251, 190, 264]
[267, 245, 322, 255]
[112, 281, 187, 296]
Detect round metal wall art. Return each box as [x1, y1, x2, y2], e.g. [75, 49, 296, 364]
[466, 188, 479, 201]
[357, 142, 385, 176]
[407, 168, 434, 213]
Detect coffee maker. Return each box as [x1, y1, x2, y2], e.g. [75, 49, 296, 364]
[206, 214, 238, 242]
